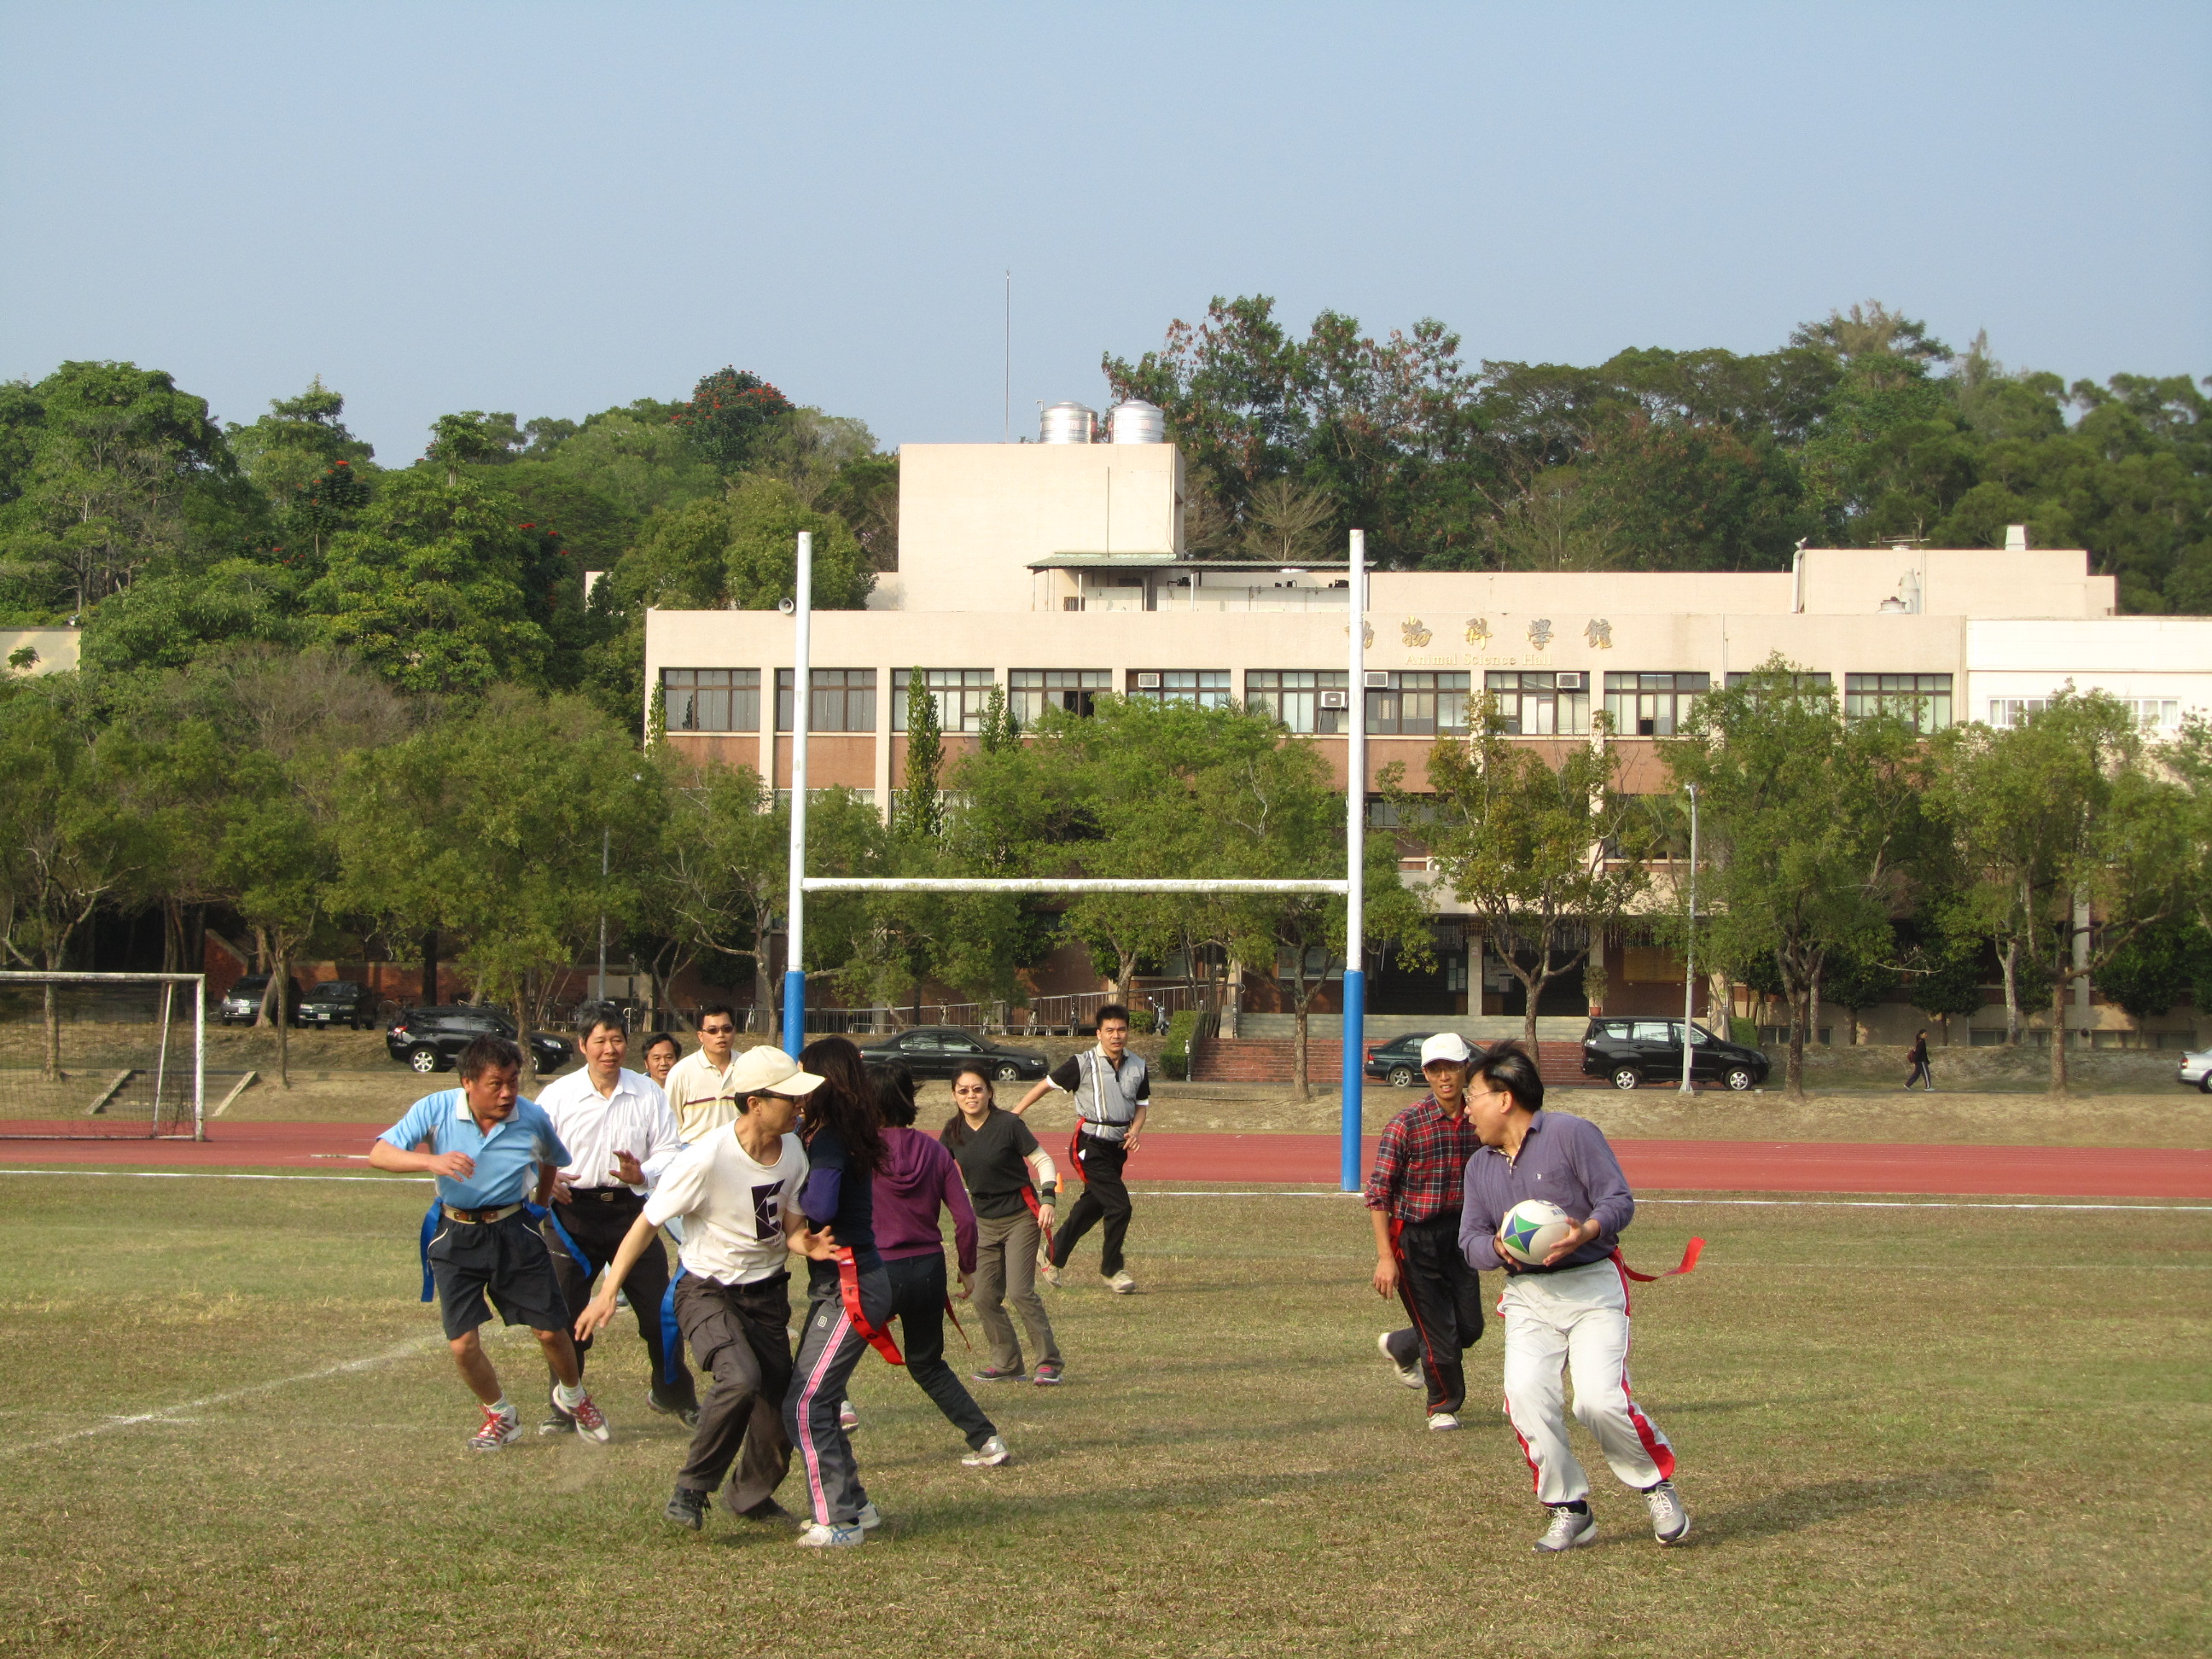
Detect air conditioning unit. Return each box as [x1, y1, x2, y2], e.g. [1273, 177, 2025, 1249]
[1136, 672, 1161, 689]
[1318, 690, 1348, 709]
[1557, 672, 1585, 690]
[1364, 671, 1391, 689]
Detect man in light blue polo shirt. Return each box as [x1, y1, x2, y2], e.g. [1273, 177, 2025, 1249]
[371, 1034, 610, 1452]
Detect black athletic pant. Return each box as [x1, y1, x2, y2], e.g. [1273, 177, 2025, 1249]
[542, 1188, 696, 1409]
[883, 1252, 996, 1451]
[1383, 1211, 1487, 1415]
[1052, 1133, 1132, 1278]
[673, 1270, 794, 1510]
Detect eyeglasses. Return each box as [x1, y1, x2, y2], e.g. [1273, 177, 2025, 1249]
[700, 1024, 736, 1036]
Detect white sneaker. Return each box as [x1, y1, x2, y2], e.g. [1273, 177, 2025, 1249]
[1039, 1260, 1062, 1288]
[794, 1522, 864, 1548]
[1643, 1480, 1691, 1545]
[469, 1406, 522, 1452]
[1534, 1506, 1597, 1552]
[1426, 1412, 1461, 1432]
[1377, 1333, 1423, 1389]
[838, 1400, 859, 1432]
[961, 1434, 1011, 1467]
[1104, 1270, 1137, 1295]
[856, 1500, 883, 1531]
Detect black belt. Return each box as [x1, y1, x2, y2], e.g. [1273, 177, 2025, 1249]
[568, 1187, 642, 1202]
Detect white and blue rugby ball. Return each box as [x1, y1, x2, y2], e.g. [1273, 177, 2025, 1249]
[1499, 1198, 1574, 1266]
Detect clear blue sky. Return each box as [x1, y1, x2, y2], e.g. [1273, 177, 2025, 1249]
[3, 3, 2206, 463]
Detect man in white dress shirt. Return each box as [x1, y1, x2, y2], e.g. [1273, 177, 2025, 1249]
[534, 1007, 697, 1427]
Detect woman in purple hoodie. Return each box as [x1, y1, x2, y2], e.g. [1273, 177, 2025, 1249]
[870, 1064, 1009, 1467]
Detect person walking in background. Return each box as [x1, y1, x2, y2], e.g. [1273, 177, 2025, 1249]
[784, 1037, 896, 1547]
[1012, 1003, 1146, 1294]
[870, 1064, 1010, 1467]
[942, 1066, 1063, 1386]
[1906, 1030, 1935, 1091]
[533, 1007, 697, 1429]
[664, 1006, 743, 1141]
[1365, 1033, 1487, 1432]
[641, 1032, 683, 1091]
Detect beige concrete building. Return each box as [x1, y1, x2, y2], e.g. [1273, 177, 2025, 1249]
[644, 425, 2208, 1042]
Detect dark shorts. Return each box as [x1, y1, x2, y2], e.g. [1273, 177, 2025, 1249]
[427, 1208, 568, 1340]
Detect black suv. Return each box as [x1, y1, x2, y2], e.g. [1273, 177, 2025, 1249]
[856, 1027, 1051, 1083]
[1580, 1017, 1767, 1091]
[294, 980, 377, 1030]
[385, 1006, 573, 1076]
[1364, 1033, 1441, 1087]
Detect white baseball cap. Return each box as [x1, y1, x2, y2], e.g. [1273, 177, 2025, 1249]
[728, 1046, 824, 1097]
[1419, 1033, 1475, 1067]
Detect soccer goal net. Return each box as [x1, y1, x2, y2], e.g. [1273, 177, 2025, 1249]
[0, 973, 205, 1141]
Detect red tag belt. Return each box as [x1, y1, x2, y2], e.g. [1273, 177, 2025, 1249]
[1020, 1184, 1057, 1257]
[1612, 1238, 1704, 1281]
[835, 1246, 904, 1366]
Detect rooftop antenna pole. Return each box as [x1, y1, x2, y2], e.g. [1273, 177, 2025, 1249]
[783, 531, 812, 1051]
[1003, 271, 1011, 443]
[1341, 528, 1367, 1193]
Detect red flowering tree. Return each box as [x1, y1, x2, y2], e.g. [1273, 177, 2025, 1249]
[672, 367, 793, 473]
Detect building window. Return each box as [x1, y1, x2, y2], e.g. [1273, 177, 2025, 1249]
[1987, 696, 2051, 730]
[1845, 672, 1952, 732]
[1246, 670, 1351, 733]
[1010, 668, 1109, 723]
[1483, 671, 1590, 736]
[2127, 697, 2183, 732]
[1604, 672, 1709, 736]
[661, 668, 760, 732]
[775, 667, 877, 732]
[1126, 670, 1232, 708]
[1369, 672, 1470, 736]
[892, 668, 997, 732]
[1724, 670, 1832, 693]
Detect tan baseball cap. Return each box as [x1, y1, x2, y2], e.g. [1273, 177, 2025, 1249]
[728, 1046, 824, 1097]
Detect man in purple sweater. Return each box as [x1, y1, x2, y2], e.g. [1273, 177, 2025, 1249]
[872, 1068, 1008, 1467]
[1456, 1042, 1691, 1554]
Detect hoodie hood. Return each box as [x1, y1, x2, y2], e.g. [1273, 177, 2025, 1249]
[878, 1124, 937, 1198]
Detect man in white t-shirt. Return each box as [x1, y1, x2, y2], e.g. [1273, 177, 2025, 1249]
[578, 1045, 839, 1536]
[661, 1004, 743, 1141]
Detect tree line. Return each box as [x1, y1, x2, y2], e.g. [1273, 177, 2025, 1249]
[1405, 662, 2212, 1097]
[1108, 299, 2211, 614]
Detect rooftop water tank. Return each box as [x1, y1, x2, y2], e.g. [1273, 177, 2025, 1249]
[1107, 399, 1166, 444]
[1039, 402, 1097, 445]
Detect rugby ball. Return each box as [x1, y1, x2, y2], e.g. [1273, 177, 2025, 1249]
[1499, 1199, 1574, 1266]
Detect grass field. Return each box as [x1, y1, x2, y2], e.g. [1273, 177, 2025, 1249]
[2, 1172, 2206, 1657]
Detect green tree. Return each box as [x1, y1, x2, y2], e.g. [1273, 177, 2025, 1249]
[673, 369, 793, 474]
[227, 378, 377, 557]
[1390, 713, 1650, 1052]
[1667, 657, 1928, 1097]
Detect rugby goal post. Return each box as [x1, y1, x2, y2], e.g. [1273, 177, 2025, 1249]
[0, 971, 207, 1142]
[779, 530, 1372, 1193]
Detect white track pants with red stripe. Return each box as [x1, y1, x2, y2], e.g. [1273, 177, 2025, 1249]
[1499, 1259, 1674, 1507]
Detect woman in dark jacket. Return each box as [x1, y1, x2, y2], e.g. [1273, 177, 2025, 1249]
[1906, 1031, 1934, 1092]
[870, 1064, 1007, 1465]
[941, 1065, 1064, 1386]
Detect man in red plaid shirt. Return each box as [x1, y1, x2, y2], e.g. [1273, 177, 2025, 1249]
[1366, 1033, 1489, 1430]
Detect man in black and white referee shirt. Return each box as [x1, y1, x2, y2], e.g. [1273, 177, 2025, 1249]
[535, 1006, 698, 1429]
[1012, 1003, 1147, 1295]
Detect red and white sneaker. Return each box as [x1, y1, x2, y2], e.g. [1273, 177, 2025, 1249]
[469, 1406, 522, 1452]
[568, 1392, 610, 1443]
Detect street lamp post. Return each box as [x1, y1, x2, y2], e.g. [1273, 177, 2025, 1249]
[1679, 782, 1699, 1094]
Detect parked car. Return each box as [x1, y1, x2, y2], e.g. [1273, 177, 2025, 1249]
[214, 974, 302, 1027]
[294, 980, 376, 1030]
[1580, 1017, 1769, 1091]
[2177, 1049, 2212, 1093]
[1364, 1032, 1441, 1088]
[384, 1006, 573, 1075]
[857, 1027, 1051, 1084]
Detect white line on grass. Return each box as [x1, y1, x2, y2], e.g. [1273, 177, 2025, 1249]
[0, 1167, 425, 1185]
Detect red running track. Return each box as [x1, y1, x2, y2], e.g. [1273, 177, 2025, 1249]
[1, 1121, 2208, 1200]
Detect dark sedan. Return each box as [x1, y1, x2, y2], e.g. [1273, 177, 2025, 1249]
[294, 980, 376, 1030]
[385, 1005, 574, 1076]
[1363, 1032, 1441, 1087]
[858, 1027, 1051, 1084]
